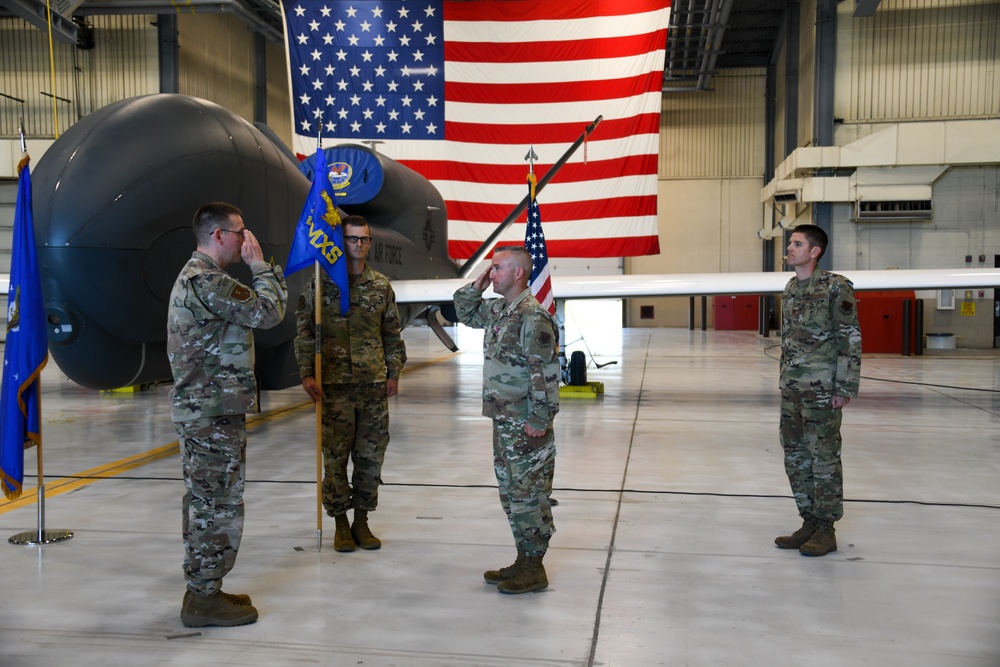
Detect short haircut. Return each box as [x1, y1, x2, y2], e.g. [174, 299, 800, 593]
[792, 224, 828, 260]
[342, 214, 369, 233]
[193, 202, 242, 244]
[494, 245, 534, 275]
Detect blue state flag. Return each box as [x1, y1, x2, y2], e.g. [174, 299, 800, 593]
[286, 148, 350, 314]
[1, 160, 49, 500]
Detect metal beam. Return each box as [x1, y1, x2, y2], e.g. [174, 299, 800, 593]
[0, 0, 78, 43]
[854, 0, 881, 18]
[156, 13, 178, 93]
[74, 0, 283, 42]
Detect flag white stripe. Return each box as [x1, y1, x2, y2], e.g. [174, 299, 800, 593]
[443, 92, 663, 127]
[445, 9, 669, 44]
[444, 52, 666, 86]
[451, 217, 659, 241]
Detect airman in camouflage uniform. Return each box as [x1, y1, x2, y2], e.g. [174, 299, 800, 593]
[167, 202, 287, 626]
[294, 215, 406, 553]
[453, 245, 560, 594]
[777, 224, 861, 557]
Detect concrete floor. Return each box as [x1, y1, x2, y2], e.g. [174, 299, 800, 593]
[1, 323, 998, 667]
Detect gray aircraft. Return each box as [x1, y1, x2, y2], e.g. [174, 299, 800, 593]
[29, 93, 1000, 392]
[32, 93, 460, 391]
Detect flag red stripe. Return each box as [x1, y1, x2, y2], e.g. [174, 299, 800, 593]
[446, 72, 663, 105]
[406, 154, 658, 187]
[438, 113, 661, 146]
[448, 195, 657, 225]
[533, 281, 553, 303]
[452, 235, 661, 258]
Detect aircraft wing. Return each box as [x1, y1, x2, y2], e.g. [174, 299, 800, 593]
[392, 268, 1000, 304]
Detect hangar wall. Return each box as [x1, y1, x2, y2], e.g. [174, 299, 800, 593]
[838, 0, 1000, 123]
[628, 71, 766, 328]
[628, 0, 1000, 335]
[0, 14, 157, 140]
[0, 11, 293, 280]
[0, 11, 293, 175]
[1, 0, 999, 343]
[176, 13, 292, 148]
[824, 0, 1000, 344]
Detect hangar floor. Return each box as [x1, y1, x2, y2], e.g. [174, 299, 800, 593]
[1, 324, 998, 667]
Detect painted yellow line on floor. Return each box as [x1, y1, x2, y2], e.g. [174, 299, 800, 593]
[0, 402, 313, 515]
[0, 351, 462, 515]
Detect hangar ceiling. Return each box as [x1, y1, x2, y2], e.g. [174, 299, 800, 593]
[664, 0, 788, 92]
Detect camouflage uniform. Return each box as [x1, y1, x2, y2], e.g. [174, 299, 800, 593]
[167, 251, 287, 596]
[780, 268, 861, 522]
[294, 266, 406, 517]
[453, 284, 560, 558]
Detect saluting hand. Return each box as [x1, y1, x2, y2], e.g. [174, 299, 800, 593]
[472, 266, 492, 291]
[241, 229, 265, 265]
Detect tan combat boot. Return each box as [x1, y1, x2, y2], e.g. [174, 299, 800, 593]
[484, 549, 525, 585]
[799, 520, 837, 557]
[333, 513, 356, 552]
[183, 589, 251, 610]
[775, 517, 818, 549]
[497, 555, 548, 594]
[351, 509, 382, 550]
[181, 590, 258, 627]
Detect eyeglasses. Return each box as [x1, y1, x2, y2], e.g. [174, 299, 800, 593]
[218, 228, 246, 238]
[345, 235, 372, 245]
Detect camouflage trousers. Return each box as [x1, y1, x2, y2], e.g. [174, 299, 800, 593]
[492, 418, 556, 558]
[175, 415, 246, 596]
[321, 382, 389, 517]
[779, 391, 844, 522]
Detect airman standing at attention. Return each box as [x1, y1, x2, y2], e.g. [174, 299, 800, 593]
[294, 215, 406, 553]
[168, 202, 288, 627]
[776, 224, 861, 557]
[453, 245, 560, 594]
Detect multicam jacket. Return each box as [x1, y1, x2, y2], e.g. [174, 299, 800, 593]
[453, 284, 560, 431]
[293, 265, 406, 385]
[780, 268, 862, 398]
[167, 251, 288, 422]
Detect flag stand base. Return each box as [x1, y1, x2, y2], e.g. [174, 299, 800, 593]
[8, 529, 74, 546]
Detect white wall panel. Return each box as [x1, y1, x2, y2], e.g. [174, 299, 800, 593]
[265, 40, 292, 149]
[775, 48, 787, 158]
[0, 16, 157, 139]
[830, 166, 1000, 274]
[626, 177, 764, 326]
[179, 14, 256, 121]
[177, 14, 293, 146]
[659, 70, 766, 179]
[839, 0, 1000, 122]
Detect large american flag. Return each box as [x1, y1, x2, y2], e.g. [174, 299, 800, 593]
[281, 0, 669, 259]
